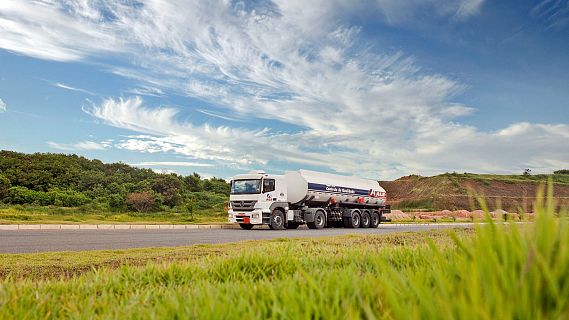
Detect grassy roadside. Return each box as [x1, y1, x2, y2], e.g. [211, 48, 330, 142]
[0, 185, 567, 318]
[0, 229, 472, 279]
[0, 207, 226, 224]
[0, 207, 482, 225]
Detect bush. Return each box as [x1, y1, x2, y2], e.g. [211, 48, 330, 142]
[6, 186, 38, 204]
[188, 191, 227, 210]
[51, 190, 89, 207]
[108, 194, 126, 211]
[4, 187, 90, 207]
[127, 192, 156, 212]
[554, 169, 569, 175]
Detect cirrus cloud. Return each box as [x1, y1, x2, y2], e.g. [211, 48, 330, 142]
[2, 0, 567, 179]
[47, 140, 112, 151]
[87, 96, 569, 179]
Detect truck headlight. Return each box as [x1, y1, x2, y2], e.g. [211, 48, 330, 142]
[228, 214, 233, 219]
[252, 213, 260, 219]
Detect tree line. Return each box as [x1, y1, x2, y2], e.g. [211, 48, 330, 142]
[0, 151, 229, 212]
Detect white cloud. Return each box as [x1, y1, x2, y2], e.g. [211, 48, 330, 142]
[374, 0, 485, 24]
[196, 109, 244, 122]
[126, 86, 164, 97]
[85, 97, 328, 169]
[130, 161, 214, 167]
[532, 0, 569, 29]
[151, 168, 177, 175]
[47, 140, 110, 151]
[0, 98, 6, 112]
[53, 82, 94, 95]
[439, 104, 476, 118]
[0, 1, 122, 61]
[3, 0, 568, 179]
[88, 97, 569, 179]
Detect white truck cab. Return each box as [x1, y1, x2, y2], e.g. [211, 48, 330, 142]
[227, 171, 288, 228]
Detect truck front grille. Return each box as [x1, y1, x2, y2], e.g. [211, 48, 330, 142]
[231, 200, 257, 211]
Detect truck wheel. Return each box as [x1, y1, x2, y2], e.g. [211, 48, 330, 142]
[239, 223, 254, 230]
[286, 222, 300, 229]
[343, 210, 361, 228]
[269, 209, 285, 230]
[360, 211, 371, 228]
[307, 210, 326, 229]
[370, 211, 380, 228]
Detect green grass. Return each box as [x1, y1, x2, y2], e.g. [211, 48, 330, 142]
[0, 184, 567, 318]
[391, 198, 435, 211]
[0, 230, 468, 280]
[444, 172, 569, 185]
[0, 206, 226, 224]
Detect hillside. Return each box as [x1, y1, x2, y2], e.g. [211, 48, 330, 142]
[382, 172, 569, 212]
[0, 151, 228, 214]
[2, 151, 568, 215]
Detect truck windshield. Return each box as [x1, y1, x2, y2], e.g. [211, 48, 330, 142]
[231, 179, 262, 194]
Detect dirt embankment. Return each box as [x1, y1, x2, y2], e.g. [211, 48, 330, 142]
[381, 174, 569, 212]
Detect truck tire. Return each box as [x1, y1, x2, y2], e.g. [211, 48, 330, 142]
[286, 222, 300, 229]
[307, 210, 326, 229]
[269, 209, 285, 230]
[239, 223, 254, 230]
[343, 210, 361, 228]
[360, 210, 371, 228]
[370, 210, 380, 228]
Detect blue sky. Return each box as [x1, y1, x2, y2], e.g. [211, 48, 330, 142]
[0, 0, 568, 180]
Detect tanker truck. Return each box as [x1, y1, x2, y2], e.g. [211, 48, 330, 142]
[227, 169, 390, 230]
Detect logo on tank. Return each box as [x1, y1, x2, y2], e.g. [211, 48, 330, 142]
[368, 190, 386, 198]
[325, 185, 355, 194]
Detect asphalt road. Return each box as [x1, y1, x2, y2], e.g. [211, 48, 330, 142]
[0, 224, 472, 254]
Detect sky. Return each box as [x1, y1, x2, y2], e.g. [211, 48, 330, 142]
[0, 0, 568, 180]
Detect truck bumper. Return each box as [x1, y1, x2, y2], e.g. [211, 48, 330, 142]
[228, 209, 265, 225]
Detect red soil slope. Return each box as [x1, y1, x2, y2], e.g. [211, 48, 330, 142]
[381, 174, 569, 212]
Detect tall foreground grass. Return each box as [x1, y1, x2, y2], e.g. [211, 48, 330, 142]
[0, 186, 567, 319]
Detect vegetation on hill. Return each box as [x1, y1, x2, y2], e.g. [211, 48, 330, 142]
[382, 171, 569, 211]
[2, 150, 568, 218]
[0, 190, 567, 318]
[0, 151, 229, 216]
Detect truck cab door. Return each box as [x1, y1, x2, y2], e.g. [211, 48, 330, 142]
[262, 178, 277, 203]
[275, 177, 287, 202]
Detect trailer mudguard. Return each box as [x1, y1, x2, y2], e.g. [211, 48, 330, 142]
[303, 208, 325, 223]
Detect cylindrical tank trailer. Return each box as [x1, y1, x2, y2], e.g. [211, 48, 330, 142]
[228, 169, 390, 230]
[284, 170, 387, 206]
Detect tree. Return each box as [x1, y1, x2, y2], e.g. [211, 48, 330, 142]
[184, 173, 202, 192]
[0, 173, 10, 201]
[6, 186, 36, 204]
[523, 169, 531, 176]
[554, 169, 569, 175]
[0, 151, 228, 211]
[108, 194, 126, 210]
[127, 192, 156, 212]
[151, 175, 183, 207]
[204, 177, 229, 195]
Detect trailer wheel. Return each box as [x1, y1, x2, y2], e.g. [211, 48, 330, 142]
[269, 209, 285, 230]
[360, 211, 371, 228]
[370, 211, 380, 228]
[307, 210, 326, 229]
[286, 222, 300, 229]
[239, 223, 254, 230]
[343, 210, 361, 228]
